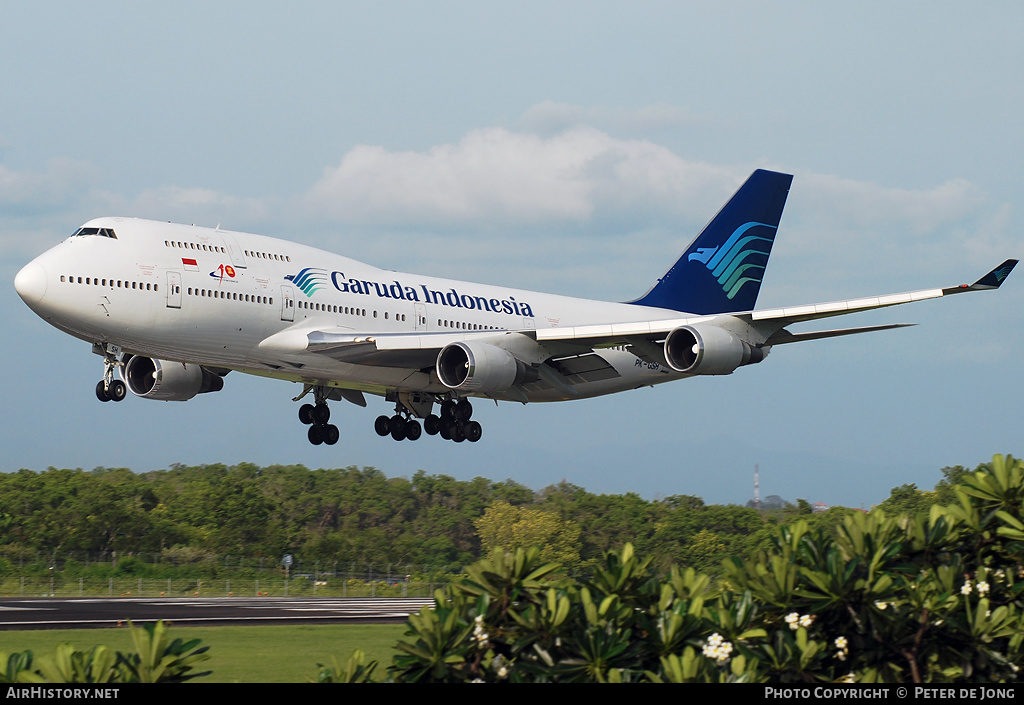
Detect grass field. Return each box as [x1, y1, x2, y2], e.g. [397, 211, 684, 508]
[0, 623, 407, 683]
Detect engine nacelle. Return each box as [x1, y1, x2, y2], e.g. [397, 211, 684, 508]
[663, 324, 767, 375]
[124, 356, 225, 401]
[436, 341, 525, 392]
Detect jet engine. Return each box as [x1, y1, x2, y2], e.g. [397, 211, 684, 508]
[123, 356, 225, 401]
[663, 324, 767, 375]
[436, 341, 527, 392]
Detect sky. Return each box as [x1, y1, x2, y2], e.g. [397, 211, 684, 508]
[2, 2, 1022, 509]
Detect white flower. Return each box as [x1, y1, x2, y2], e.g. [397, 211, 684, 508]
[961, 581, 973, 596]
[977, 581, 990, 596]
[840, 672, 856, 683]
[835, 636, 848, 650]
[874, 601, 888, 610]
[493, 654, 511, 679]
[785, 612, 799, 630]
[702, 633, 734, 663]
[799, 614, 815, 628]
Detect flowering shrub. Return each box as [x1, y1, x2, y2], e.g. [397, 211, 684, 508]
[328, 455, 1024, 683]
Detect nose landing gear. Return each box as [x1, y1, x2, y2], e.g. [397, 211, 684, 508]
[94, 344, 127, 402]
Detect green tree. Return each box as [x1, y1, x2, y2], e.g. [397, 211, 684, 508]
[474, 501, 582, 568]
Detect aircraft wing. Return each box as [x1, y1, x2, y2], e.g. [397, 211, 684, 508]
[260, 326, 517, 368]
[261, 260, 1016, 369]
[532, 259, 1018, 348]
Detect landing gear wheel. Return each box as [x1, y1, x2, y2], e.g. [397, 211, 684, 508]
[108, 379, 127, 402]
[313, 403, 331, 425]
[322, 424, 340, 445]
[96, 381, 110, 402]
[424, 414, 441, 435]
[374, 415, 391, 436]
[440, 400, 455, 420]
[455, 399, 473, 421]
[405, 420, 422, 441]
[307, 425, 324, 445]
[389, 415, 406, 440]
[464, 420, 482, 443]
[439, 423, 452, 440]
[299, 404, 316, 425]
[451, 424, 466, 443]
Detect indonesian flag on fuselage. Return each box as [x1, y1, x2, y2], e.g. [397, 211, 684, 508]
[182, 258, 199, 271]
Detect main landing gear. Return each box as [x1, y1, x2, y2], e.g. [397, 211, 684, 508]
[298, 386, 339, 446]
[94, 344, 127, 403]
[374, 400, 423, 442]
[375, 397, 482, 443]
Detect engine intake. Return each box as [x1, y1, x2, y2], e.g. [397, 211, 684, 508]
[437, 341, 526, 392]
[124, 356, 225, 401]
[664, 324, 767, 375]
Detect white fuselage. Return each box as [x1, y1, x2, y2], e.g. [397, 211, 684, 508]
[17, 217, 684, 403]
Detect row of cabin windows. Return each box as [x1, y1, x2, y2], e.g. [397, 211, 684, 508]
[244, 249, 291, 262]
[438, 319, 501, 331]
[165, 240, 226, 254]
[298, 300, 367, 316]
[61, 275, 156, 291]
[187, 287, 272, 305]
[295, 301, 408, 323]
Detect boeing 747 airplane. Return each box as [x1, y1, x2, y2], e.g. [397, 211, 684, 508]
[14, 170, 1017, 445]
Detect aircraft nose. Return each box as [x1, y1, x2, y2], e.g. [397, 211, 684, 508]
[15, 261, 47, 305]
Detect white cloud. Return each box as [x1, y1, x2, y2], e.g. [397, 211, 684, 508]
[122, 186, 272, 228]
[302, 126, 738, 228]
[519, 101, 706, 134]
[796, 172, 987, 235]
[0, 159, 93, 215]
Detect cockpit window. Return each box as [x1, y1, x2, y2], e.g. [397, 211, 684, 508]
[72, 227, 117, 239]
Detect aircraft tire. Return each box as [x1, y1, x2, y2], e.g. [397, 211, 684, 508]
[307, 425, 324, 445]
[374, 415, 390, 436]
[405, 420, 422, 441]
[455, 399, 473, 421]
[439, 423, 452, 440]
[108, 379, 127, 402]
[299, 404, 316, 425]
[464, 420, 482, 442]
[424, 414, 440, 435]
[323, 424, 340, 445]
[95, 381, 110, 402]
[313, 403, 331, 425]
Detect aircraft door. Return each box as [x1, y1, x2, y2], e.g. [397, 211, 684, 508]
[219, 232, 248, 269]
[281, 285, 295, 322]
[166, 272, 182, 309]
[414, 303, 427, 330]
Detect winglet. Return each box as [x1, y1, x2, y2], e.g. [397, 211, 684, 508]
[943, 259, 1018, 295]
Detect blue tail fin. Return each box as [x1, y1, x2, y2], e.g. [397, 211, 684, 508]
[628, 169, 793, 314]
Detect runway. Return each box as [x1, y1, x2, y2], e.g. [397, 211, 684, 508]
[0, 597, 433, 630]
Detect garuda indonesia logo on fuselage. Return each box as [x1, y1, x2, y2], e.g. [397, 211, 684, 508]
[285, 267, 329, 297]
[687, 221, 778, 300]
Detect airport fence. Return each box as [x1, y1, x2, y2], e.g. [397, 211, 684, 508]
[0, 575, 442, 599]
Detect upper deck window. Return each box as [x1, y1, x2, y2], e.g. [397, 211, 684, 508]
[72, 227, 117, 239]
